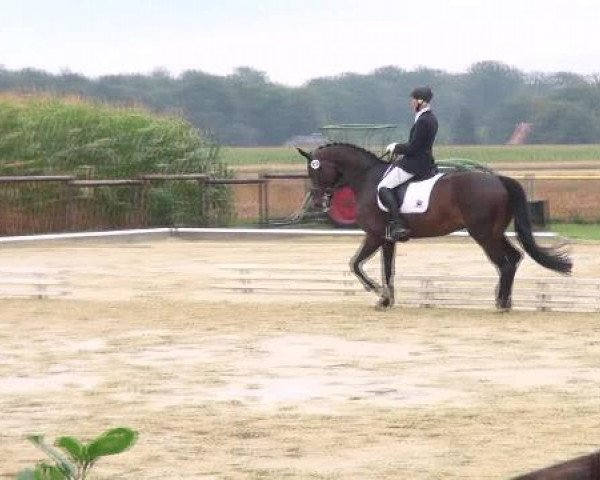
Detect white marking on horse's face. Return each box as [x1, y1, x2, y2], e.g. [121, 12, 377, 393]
[310, 159, 320, 170]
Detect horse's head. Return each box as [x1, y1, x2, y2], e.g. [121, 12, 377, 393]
[297, 147, 344, 210]
[297, 147, 344, 189]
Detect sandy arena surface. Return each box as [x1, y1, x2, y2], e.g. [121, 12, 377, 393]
[1, 234, 600, 479]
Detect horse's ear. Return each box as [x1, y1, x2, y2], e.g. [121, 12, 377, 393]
[296, 148, 312, 162]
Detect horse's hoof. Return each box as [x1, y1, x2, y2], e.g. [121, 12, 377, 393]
[375, 298, 394, 310]
[495, 302, 512, 313]
[496, 298, 512, 312]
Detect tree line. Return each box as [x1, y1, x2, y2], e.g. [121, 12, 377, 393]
[1, 61, 599, 146]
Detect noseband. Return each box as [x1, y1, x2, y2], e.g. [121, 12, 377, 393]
[309, 157, 346, 212]
[310, 158, 345, 192]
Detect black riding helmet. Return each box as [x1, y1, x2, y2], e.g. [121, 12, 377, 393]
[410, 86, 433, 103]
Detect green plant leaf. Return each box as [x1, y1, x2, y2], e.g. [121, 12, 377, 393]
[55, 436, 86, 463]
[34, 463, 68, 480]
[27, 434, 45, 446]
[26, 435, 77, 477]
[86, 427, 138, 460]
[16, 468, 37, 480]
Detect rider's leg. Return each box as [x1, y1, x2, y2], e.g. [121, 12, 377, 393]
[379, 187, 401, 222]
[377, 167, 414, 241]
[379, 188, 410, 241]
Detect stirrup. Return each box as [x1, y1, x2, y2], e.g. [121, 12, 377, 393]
[385, 220, 411, 242]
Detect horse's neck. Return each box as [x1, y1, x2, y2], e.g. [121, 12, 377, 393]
[337, 153, 383, 192]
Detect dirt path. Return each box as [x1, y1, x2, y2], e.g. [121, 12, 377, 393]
[1, 236, 599, 479]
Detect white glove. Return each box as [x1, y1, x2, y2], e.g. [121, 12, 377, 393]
[385, 143, 398, 155]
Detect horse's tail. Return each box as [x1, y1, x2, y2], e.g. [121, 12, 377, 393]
[498, 175, 572, 274]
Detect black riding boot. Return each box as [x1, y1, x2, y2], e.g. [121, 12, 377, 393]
[379, 187, 411, 242]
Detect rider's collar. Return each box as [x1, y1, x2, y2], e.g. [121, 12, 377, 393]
[415, 105, 431, 122]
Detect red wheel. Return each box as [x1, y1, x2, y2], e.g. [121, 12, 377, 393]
[328, 186, 357, 227]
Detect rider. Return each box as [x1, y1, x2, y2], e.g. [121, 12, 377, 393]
[378, 86, 438, 241]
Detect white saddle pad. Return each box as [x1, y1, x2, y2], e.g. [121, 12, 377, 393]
[400, 173, 445, 213]
[378, 173, 445, 214]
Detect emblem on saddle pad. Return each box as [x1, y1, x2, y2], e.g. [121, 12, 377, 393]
[377, 173, 445, 214]
[310, 159, 320, 170]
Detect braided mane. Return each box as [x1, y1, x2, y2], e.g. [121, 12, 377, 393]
[314, 142, 382, 164]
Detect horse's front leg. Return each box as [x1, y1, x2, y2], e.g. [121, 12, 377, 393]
[376, 240, 396, 309]
[350, 235, 396, 309]
[350, 233, 382, 293]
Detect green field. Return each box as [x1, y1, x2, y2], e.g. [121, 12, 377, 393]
[551, 223, 600, 241]
[222, 145, 600, 167]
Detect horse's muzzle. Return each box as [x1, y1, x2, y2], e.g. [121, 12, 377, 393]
[311, 188, 332, 212]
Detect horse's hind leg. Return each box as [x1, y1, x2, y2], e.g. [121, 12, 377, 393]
[469, 230, 522, 311]
[498, 237, 523, 310]
[487, 237, 523, 310]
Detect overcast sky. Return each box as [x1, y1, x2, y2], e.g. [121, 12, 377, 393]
[1, 0, 599, 86]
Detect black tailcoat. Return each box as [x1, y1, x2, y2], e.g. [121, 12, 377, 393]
[393, 109, 438, 178]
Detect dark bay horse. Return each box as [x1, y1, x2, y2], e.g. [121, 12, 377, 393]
[297, 143, 572, 311]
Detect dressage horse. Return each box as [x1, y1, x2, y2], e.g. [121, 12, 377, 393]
[297, 143, 572, 311]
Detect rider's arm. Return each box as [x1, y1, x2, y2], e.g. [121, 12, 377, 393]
[395, 119, 430, 156]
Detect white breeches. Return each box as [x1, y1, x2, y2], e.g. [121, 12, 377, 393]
[376, 166, 415, 212]
[377, 166, 414, 191]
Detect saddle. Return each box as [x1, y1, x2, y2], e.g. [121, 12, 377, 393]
[378, 166, 445, 215]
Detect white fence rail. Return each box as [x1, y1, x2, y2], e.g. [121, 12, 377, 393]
[0, 269, 70, 299]
[215, 264, 600, 313]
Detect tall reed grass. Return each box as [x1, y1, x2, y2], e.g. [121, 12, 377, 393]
[0, 93, 229, 177]
[0, 94, 233, 228]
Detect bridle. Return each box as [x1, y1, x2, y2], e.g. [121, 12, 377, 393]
[309, 157, 346, 212]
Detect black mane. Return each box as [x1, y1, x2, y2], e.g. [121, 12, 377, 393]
[314, 142, 383, 165]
